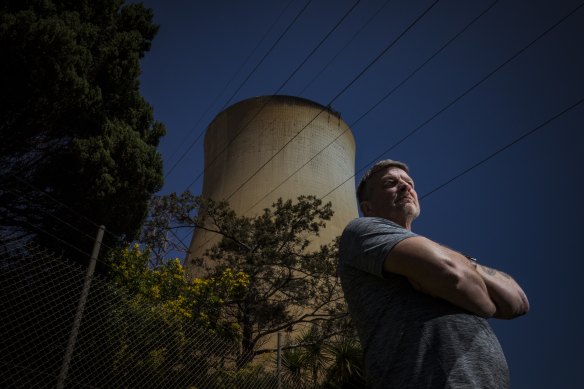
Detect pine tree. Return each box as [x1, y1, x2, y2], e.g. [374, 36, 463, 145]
[0, 0, 165, 260]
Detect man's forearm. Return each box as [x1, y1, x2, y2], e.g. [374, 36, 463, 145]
[390, 237, 497, 317]
[475, 264, 530, 319]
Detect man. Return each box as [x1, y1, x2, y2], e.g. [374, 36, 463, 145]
[338, 159, 529, 388]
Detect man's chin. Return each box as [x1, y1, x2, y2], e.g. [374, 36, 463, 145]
[404, 203, 420, 218]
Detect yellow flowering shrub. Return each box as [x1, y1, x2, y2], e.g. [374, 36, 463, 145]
[110, 244, 249, 337]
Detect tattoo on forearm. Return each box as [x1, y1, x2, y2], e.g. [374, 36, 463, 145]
[480, 265, 512, 279]
[481, 265, 497, 276]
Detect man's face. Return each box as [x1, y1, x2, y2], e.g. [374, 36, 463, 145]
[361, 167, 420, 226]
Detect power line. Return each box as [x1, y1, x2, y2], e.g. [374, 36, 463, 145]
[8, 175, 92, 225]
[3, 177, 132, 272]
[18, 218, 93, 259]
[184, 0, 363, 191]
[242, 0, 499, 215]
[221, 0, 315, 110]
[17, 213, 129, 274]
[273, 0, 362, 96]
[299, 0, 394, 95]
[163, 0, 297, 180]
[319, 0, 584, 201]
[331, 0, 441, 105]
[5, 172, 163, 256]
[167, 227, 190, 252]
[349, 1, 498, 128]
[4, 188, 95, 244]
[419, 96, 584, 200]
[3, 185, 118, 254]
[223, 0, 440, 202]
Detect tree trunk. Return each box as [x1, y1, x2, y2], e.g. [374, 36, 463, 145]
[236, 315, 255, 369]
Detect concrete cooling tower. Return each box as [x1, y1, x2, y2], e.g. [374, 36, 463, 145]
[187, 95, 358, 268]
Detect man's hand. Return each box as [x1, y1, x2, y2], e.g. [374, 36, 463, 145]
[476, 264, 530, 319]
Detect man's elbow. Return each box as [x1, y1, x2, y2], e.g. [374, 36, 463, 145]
[513, 288, 530, 316]
[521, 292, 530, 315]
[501, 291, 530, 319]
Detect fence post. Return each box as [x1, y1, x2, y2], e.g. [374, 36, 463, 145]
[56, 225, 105, 389]
[277, 332, 282, 389]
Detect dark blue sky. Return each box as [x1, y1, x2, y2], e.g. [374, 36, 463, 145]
[136, 1, 584, 387]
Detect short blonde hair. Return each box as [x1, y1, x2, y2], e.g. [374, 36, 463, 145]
[357, 159, 409, 209]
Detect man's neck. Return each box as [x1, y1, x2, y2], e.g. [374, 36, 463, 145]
[384, 215, 413, 231]
[364, 210, 414, 231]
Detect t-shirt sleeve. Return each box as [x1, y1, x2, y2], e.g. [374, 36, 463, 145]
[339, 217, 417, 278]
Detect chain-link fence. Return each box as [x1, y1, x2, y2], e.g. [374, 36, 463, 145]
[0, 240, 295, 388]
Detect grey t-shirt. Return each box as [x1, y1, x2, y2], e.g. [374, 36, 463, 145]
[338, 217, 509, 388]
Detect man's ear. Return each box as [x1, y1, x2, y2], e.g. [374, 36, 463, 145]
[360, 201, 372, 216]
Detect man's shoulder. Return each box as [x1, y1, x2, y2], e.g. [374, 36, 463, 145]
[340, 217, 414, 256]
[343, 217, 405, 234]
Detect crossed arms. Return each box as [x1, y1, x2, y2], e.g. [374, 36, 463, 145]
[385, 236, 530, 319]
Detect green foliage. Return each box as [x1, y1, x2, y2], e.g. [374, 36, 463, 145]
[322, 335, 365, 388]
[279, 323, 365, 389]
[0, 0, 165, 258]
[143, 193, 348, 368]
[281, 346, 311, 387]
[110, 244, 249, 338]
[212, 363, 279, 389]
